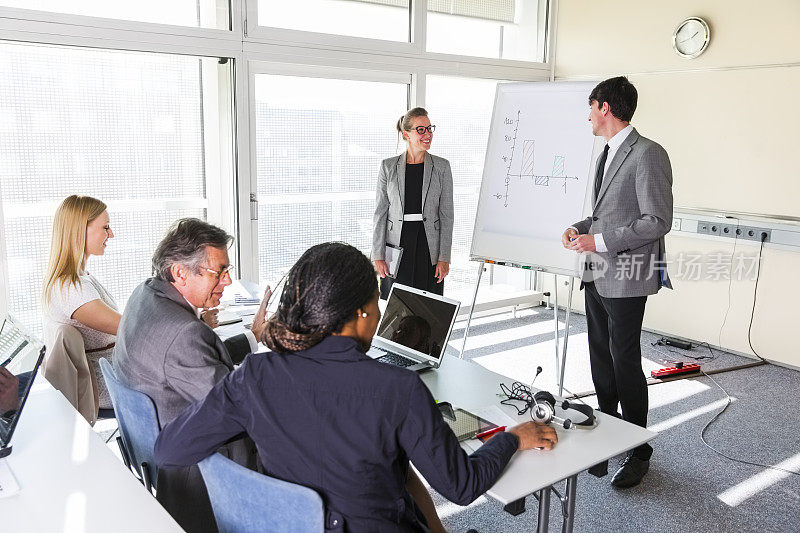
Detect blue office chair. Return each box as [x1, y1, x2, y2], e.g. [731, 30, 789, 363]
[198, 453, 325, 533]
[99, 358, 160, 493]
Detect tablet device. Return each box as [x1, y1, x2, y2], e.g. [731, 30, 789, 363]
[444, 408, 498, 442]
[0, 315, 45, 459]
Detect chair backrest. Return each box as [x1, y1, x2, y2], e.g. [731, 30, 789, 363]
[198, 453, 325, 533]
[99, 358, 160, 490]
[42, 321, 99, 425]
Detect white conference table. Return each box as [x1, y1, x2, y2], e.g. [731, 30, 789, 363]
[0, 376, 182, 533]
[422, 355, 655, 533]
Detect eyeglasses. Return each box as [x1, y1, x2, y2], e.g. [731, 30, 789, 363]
[201, 264, 234, 281]
[412, 125, 436, 135]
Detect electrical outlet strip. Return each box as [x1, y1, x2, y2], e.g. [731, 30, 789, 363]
[650, 363, 701, 379]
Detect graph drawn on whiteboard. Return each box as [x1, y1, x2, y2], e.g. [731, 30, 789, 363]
[492, 111, 579, 207]
[471, 80, 597, 275]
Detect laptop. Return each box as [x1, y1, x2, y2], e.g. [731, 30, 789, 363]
[368, 284, 460, 372]
[0, 314, 46, 459]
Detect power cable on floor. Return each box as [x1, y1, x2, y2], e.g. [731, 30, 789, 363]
[699, 367, 799, 477]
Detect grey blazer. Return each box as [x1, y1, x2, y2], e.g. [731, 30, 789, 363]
[113, 278, 251, 426]
[372, 152, 454, 265]
[573, 128, 673, 298]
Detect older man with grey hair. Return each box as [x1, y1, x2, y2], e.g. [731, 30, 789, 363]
[114, 217, 264, 533]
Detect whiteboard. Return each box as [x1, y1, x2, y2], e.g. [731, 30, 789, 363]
[470, 81, 600, 276]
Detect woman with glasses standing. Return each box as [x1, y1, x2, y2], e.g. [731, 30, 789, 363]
[372, 107, 454, 298]
[42, 195, 121, 411]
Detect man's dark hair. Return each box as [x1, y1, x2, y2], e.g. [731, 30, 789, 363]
[152, 218, 233, 282]
[260, 242, 378, 353]
[589, 76, 638, 122]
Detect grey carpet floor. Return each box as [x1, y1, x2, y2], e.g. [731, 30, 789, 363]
[432, 306, 800, 533]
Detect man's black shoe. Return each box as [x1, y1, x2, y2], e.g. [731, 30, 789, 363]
[588, 459, 608, 477]
[610, 455, 649, 488]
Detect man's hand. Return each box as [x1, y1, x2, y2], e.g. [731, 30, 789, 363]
[561, 228, 578, 248]
[0, 367, 20, 413]
[508, 421, 558, 451]
[249, 286, 272, 343]
[567, 234, 596, 253]
[201, 308, 219, 329]
[434, 261, 449, 283]
[374, 260, 389, 279]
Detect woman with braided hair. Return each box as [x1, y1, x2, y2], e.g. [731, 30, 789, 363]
[155, 242, 556, 532]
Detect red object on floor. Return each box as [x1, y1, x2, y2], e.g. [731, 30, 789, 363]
[650, 363, 701, 379]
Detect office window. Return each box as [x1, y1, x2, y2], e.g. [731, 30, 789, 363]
[0, 42, 233, 334]
[253, 73, 407, 284]
[427, 0, 544, 62]
[425, 75, 500, 296]
[0, 0, 229, 29]
[257, 0, 409, 42]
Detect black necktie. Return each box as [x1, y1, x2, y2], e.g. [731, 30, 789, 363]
[594, 144, 610, 201]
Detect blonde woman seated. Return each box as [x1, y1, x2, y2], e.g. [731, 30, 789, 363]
[42, 195, 120, 410]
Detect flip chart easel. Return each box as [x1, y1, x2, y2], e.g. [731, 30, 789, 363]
[462, 81, 599, 396]
[459, 258, 575, 396]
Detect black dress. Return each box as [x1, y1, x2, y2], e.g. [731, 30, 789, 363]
[380, 162, 443, 299]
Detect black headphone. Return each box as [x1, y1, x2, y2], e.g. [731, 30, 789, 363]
[531, 390, 597, 430]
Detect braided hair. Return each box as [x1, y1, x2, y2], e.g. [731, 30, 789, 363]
[260, 242, 378, 353]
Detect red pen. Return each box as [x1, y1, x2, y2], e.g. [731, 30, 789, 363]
[475, 426, 506, 441]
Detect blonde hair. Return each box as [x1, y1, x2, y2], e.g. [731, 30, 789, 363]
[396, 107, 428, 139]
[42, 195, 107, 306]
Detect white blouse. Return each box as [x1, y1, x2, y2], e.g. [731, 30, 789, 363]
[45, 272, 118, 350]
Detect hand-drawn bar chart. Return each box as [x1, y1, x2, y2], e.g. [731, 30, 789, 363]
[494, 112, 580, 207]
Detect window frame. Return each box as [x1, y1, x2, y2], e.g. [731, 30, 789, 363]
[244, 0, 422, 55]
[239, 61, 412, 280]
[0, 0, 559, 311]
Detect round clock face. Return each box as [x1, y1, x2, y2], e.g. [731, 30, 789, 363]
[673, 17, 710, 59]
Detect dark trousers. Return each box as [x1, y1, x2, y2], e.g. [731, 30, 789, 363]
[380, 221, 443, 299]
[584, 281, 652, 459]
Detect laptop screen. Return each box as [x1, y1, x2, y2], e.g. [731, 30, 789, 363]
[0, 316, 45, 454]
[376, 285, 459, 362]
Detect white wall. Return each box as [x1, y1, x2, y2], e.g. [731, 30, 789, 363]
[549, 0, 800, 368]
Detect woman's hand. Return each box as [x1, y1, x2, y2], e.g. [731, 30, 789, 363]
[434, 261, 449, 283]
[0, 367, 20, 412]
[374, 260, 389, 279]
[249, 286, 273, 343]
[201, 308, 219, 329]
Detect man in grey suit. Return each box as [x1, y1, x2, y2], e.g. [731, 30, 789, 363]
[114, 218, 262, 532]
[114, 218, 258, 425]
[562, 76, 673, 488]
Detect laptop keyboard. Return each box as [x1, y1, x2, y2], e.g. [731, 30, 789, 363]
[377, 352, 417, 368]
